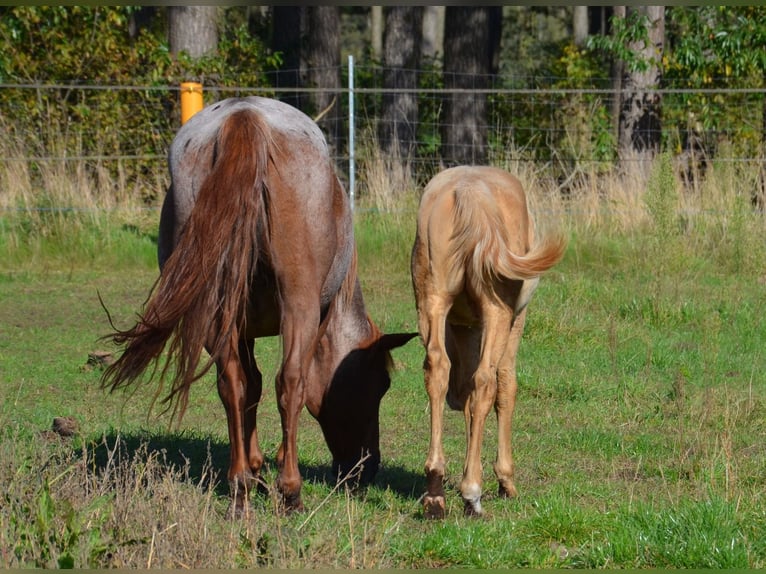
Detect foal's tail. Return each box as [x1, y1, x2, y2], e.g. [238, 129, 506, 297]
[101, 108, 271, 420]
[450, 185, 567, 290]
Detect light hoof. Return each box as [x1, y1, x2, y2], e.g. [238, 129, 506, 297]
[462, 496, 483, 517]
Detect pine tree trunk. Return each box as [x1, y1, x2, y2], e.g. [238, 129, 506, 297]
[379, 6, 423, 159]
[440, 6, 498, 166]
[305, 7, 341, 152]
[573, 6, 589, 47]
[271, 6, 305, 110]
[168, 6, 218, 59]
[618, 5, 665, 178]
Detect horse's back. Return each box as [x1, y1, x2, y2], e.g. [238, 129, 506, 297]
[159, 96, 355, 331]
[166, 96, 336, 228]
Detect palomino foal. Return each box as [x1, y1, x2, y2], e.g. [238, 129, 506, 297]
[411, 165, 566, 518]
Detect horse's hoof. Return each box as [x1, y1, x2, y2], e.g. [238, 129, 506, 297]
[423, 495, 446, 519]
[279, 493, 305, 515]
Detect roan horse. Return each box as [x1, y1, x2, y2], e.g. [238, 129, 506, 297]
[101, 96, 415, 516]
[411, 165, 567, 518]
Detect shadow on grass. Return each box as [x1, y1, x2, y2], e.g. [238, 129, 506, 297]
[82, 430, 424, 503]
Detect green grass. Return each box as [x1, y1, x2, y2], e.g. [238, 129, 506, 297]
[2, 163, 766, 567]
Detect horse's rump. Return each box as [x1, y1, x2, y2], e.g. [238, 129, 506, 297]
[102, 107, 273, 419]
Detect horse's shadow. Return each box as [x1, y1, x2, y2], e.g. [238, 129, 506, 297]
[84, 430, 424, 504]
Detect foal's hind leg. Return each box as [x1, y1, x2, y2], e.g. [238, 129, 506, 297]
[461, 306, 512, 517]
[217, 336, 260, 518]
[419, 296, 452, 519]
[494, 307, 527, 499]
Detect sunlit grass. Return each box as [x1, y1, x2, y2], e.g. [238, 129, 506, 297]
[1, 139, 766, 567]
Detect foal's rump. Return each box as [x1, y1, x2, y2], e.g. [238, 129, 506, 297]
[423, 165, 566, 300]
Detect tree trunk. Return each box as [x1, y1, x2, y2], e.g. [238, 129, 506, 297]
[610, 6, 626, 149]
[271, 6, 305, 110]
[128, 7, 156, 40]
[168, 6, 218, 59]
[371, 6, 383, 61]
[440, 6, 498, 166]
[379, 6, 423, 160]
[305, 7, 341, 152]
[422, 6, 444, 61]
[573, 6, 589, 47]
[618, 5, 665, 178]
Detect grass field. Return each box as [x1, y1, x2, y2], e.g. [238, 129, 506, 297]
[1, 153, 766, 568]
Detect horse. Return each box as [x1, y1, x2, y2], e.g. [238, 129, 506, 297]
[101, 96, 416, 517]
[410, 165, 567, 518]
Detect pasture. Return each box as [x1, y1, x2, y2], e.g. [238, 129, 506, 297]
[1, 153, 766, 568]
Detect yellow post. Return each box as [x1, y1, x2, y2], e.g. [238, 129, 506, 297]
[180, 82, 203, 124]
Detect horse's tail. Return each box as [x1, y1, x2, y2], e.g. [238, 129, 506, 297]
[449, 184, 566, 293]
[101, 108, 271, 420]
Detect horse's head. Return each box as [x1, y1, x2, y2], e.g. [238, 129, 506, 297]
[317, 332, 417, 485]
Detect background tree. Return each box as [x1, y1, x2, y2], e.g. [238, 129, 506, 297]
[305, 7, 342, 153]
[573, 6, 589, 47]
[421, 6, 444, 61]
[622, 6, 664, 175]
[270, 6, 304, 111]
[440, 6, 501, 166]
[379, 6, 422, 160]
[168, 6, 218, 60]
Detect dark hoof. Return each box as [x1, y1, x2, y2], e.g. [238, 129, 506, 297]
[423, 495, 445, 519]
[279, 492, 305, 515]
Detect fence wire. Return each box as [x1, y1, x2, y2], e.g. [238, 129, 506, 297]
[1, 75, 764, 202]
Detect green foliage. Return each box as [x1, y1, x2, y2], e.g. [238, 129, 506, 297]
[7, 469, 113, 568]
[550, 44, 617, 172]
[0, 6, 276, 204]
[587, 9, 656, 73]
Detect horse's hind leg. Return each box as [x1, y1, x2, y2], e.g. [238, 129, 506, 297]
[240, 338, 266, 493]
[217, 336, 259, 518]
[274, 305, 320, 513]
[494, 307, 527, 500]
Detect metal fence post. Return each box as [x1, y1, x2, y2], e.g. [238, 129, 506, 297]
[348, 54, 355, 212]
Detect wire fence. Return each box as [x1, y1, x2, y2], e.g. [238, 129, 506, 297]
[1, 67, 764, 206]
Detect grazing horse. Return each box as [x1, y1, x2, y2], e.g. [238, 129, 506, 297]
[101, 96, 415, 516]
[411, 165, 566, 518]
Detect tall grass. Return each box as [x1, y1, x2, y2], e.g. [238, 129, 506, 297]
[2, 131, 766, 568]
[0, 121, 162, 273]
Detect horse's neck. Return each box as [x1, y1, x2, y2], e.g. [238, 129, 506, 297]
[319, 277, 376, 360]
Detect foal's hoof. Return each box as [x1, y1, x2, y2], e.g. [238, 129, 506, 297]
[423, 495, 446, 519]
[498, 481, 518, 499]
[462, 497, 484, 518]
